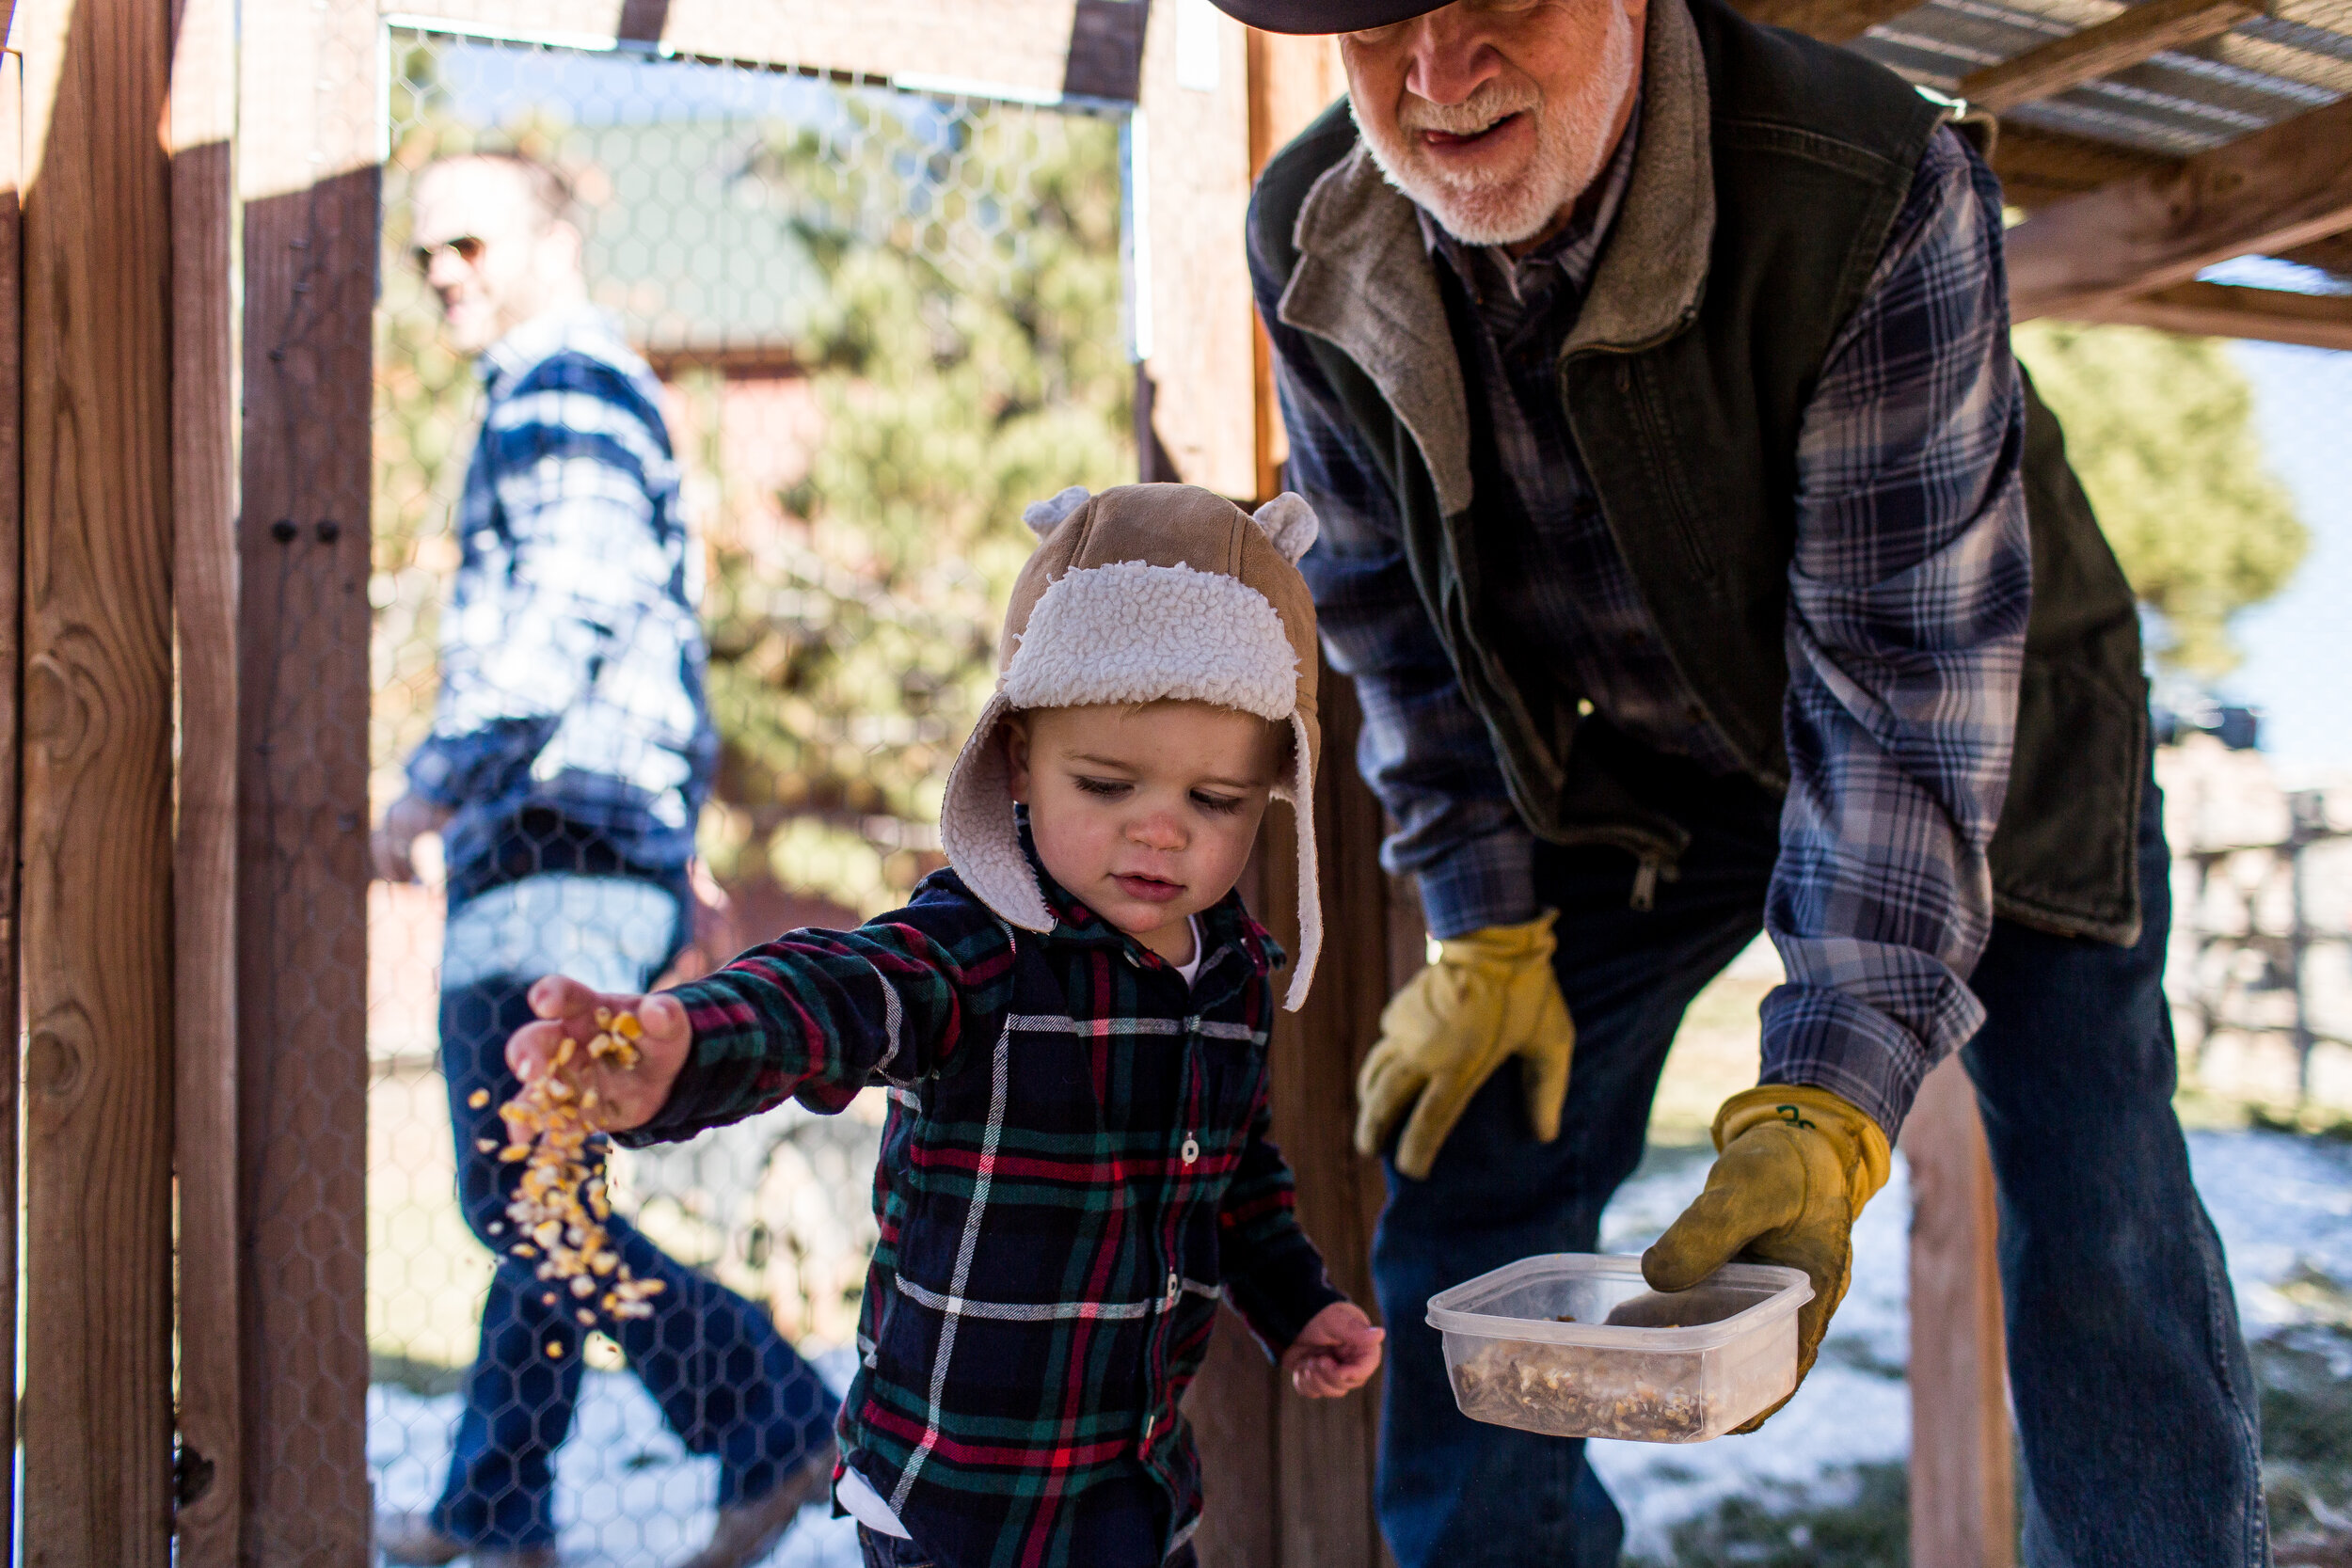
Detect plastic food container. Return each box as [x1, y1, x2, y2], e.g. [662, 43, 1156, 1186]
[1426, 1253, 1813, 1443]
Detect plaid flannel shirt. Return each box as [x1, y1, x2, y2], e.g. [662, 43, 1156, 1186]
[1263, 123, 2030, 1134]
[632, 850, 1344, 1567]
[405, 304, 717, 893]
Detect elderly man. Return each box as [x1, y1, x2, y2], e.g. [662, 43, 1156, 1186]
[373, 151, 836, 1568]
[1227, 0, 2266, 1563]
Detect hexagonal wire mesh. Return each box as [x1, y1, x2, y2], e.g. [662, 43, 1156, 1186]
[370, 29, 1134, 1563]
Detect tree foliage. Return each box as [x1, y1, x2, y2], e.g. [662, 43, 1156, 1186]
[700, 99, 1132, 910]
[2013, 321, 2307, 678]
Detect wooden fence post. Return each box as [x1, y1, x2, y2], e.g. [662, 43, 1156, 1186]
[234, 0, 378, 1557]
[1905, 1056, 2017, 1568]
[17, 0, 179, 1558]
[171, 0, 245, 1553]
[0, 40, 24, 1568]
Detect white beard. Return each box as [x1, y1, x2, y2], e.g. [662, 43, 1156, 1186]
[1352, 6, 1640, 248]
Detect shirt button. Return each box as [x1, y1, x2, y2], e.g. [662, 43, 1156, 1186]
[1143, 1412, 1156, 1441]
[1167, 1271, 1181, 1303]
[1182, 1136, 1200, 1166]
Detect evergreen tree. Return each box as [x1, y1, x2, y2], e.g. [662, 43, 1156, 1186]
[2013, 321, 2307, 679]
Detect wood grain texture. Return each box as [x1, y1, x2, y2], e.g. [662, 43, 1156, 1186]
[1988, 123, 2182, 210]
[2074, 277, 2352, 349]
[0, 48, 24, 1568]
[1185, 1304, 1280, 1568]
[1246, 27, 1344, 499]
[236, 0, 377, 1557]
[1266, 664, 1389, 1567]
[1960, 0, 2258, 111]
[2007, 95, 2352, 318]
[1903, 1058, 2015, 1568]
[1139, 0, 1260, 499]
[169, 0, 243, 1553]
[1731, 0, 1919, 41]
[18, 0, 179, 1557]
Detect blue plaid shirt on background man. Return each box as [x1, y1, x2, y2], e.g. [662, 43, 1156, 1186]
[1265, 124, 2031, 1137]
[405, 302, 719, 894]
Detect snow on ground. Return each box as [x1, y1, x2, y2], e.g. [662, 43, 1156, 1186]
[370, 1348, 866, 1568]
[368, 1128, 2352, 1566]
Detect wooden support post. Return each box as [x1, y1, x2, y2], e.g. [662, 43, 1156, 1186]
[1904, 1057, 2015, 1568]
[1244, 28, 1343, 500]
[17, 0, 178, 1558]
[2008, 94, 2352, 320]
[1137, 0, 1260, 499]
[1959, 0, 2258, 114]
[170, 0, 243, 1553]
[235, 0, 377, 1558]
[0, 43, 23, 1568]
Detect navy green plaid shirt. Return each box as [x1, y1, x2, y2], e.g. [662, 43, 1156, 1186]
[630, 850, 1344, 1567]
[1259, 122, 2031, 1135]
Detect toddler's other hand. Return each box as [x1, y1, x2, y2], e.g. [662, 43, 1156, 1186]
[504, 975, 691, 1132]
[1280, 1302, 1386, 1398]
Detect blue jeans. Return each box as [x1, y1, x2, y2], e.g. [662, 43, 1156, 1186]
[1372, 753, 2267, 1568]
[430, 873, 840, 1549]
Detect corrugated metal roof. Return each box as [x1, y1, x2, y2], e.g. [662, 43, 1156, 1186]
[1851, 0, 2352, 156]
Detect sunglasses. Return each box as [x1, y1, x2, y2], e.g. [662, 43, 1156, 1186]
[410, 234, 487, 275]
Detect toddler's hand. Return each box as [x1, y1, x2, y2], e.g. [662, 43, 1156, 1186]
[1280, 1302, 1386, 1398]
[504, 975, 691, 1132]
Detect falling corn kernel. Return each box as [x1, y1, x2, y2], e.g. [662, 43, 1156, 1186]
[543, 1291, 559, 1306]
[577, 1308, 596, 1325]
[546, 1341, 564, 1359]
[468, 1088, 491, 1109]
[498, 1009, 654, 1344]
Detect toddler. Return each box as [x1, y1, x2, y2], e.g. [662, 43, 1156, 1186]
[508, 483, 1384, 1568]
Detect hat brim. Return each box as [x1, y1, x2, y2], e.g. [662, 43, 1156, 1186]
[1205, 0, 1446, 35]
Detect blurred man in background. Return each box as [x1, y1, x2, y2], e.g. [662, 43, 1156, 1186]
[373, 150, 837, 1568]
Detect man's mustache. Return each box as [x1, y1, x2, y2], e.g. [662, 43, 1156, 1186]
[1396, 83, 1540, 135]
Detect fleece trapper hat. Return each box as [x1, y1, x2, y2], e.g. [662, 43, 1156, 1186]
[940, 482, 1326, 1010]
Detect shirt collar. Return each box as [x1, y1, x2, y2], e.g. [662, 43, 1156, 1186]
[1418, 94, 1644, 309]
[477, 300, 623, 392]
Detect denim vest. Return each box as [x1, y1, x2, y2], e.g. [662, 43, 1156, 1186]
[1251, 0, 2147, 944]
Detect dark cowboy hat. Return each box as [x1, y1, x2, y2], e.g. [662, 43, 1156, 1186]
[1204, 0, 1448, 34]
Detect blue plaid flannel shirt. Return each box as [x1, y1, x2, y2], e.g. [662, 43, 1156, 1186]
[405, 305, 718, 892]
[1262, 123, 2031, 1134]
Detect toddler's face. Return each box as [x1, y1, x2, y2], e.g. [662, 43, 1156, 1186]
[1004, 701, 1283, 965]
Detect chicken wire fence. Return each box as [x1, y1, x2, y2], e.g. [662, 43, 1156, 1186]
[367, 28, 1133, 1563]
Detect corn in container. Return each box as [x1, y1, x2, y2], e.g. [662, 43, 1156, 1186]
[1426, 1253, 1813, 1443]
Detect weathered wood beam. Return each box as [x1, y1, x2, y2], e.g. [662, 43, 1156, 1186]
[237, 0, 376, 1556]
[1732, 0, 1921, 43]
[18, 0, 179, 1554]
[1960, 0, 2258, 112]
[2070, 278, 2352, 349]
[2275, 230, 2352, 282]
[2008, 95, 2352, 319]
[1905, 1059, 2016, 1568]
[0, 47, 23, 1568]
[169, 0, 244, 1554]
[1989, 122, 2181, 209]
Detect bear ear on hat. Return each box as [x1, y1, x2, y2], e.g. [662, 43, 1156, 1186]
[1249, 492, 1319, 564]
[1022, 486, 1093, 539]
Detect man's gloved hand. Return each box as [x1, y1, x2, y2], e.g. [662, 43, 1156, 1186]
[1642, 1085, 1891, 1432]
[1353, 912, 1576, 1180]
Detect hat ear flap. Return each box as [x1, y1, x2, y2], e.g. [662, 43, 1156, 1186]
[1249, 492, 1319, 563]
[1022, 486, 1093, 540]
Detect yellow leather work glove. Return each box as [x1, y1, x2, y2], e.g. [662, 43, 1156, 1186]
[1642, 1085, 1892, 1432]
[1353, 912, 1576, 1181]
